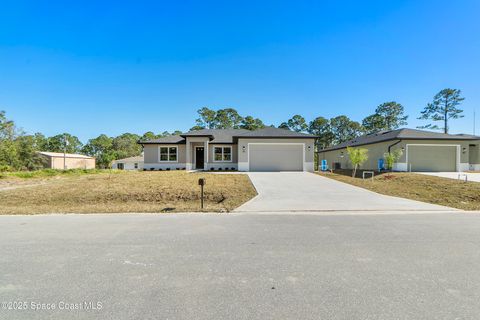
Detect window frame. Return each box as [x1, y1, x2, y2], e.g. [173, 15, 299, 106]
[212, 145, 233, 163]
[158, 145, 178, 163]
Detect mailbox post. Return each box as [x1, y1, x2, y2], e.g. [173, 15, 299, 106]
[198, 178, 206, 209]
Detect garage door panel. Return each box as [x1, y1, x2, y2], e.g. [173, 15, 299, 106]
[249, 144, 303, 171]
[408, 145, 457, 172]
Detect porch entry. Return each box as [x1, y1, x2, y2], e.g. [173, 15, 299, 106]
[195, 147, 205, 169]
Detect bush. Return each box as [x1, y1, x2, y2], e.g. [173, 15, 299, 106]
[346, 147, 369, 178]
[0, 165, 12, 172]
[384, 149, 403, 171]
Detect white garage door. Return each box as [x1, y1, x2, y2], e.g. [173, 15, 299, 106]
[408, 145, 457, 172]
[249, 144, 303, 171]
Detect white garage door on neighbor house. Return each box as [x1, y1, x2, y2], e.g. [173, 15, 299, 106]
[407, 145, 458, 172]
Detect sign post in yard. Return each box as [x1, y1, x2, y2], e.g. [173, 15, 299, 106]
[198, 178, 206, 210]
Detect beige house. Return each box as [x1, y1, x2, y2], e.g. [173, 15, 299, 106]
[138, 128, 316, 172]
[318, 128, 480, 172]
[37, 152, 96, 170]
[112, 155, 144, 170]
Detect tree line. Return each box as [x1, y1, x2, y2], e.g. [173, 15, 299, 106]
[0, 88, 465, 171]
[0, 116, 184, 170]
[191, 88, 465, 147]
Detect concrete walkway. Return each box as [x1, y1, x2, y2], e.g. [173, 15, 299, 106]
[418, 172, 480, 182]
[236, 172, 453, 212]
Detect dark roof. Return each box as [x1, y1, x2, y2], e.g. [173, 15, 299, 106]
[235, 127, 316, 138]
[139, 127, 316, 144]
[139, 135, 186, 144]
[319, 128, 480, 152]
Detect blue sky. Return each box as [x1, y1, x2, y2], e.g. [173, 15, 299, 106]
[1, 0, 479, 142]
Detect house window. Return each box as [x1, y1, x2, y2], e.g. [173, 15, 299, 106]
[134, 163, 138, 169]
[169, 147, 177, 161]
[159, 146, 177, 162]
[214, 146, 232, 162]
[117, 163, 124, 170]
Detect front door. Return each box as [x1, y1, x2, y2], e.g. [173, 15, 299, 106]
[195, 147, 205, 169]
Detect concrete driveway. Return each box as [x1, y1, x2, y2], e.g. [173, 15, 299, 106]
[418, 172, 480, 182]
[236, 172, 452, 212]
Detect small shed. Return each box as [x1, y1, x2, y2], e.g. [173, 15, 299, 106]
[37, 152, 96, 170]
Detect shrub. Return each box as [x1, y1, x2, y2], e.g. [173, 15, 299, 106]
[384, 149, 403, 171]
[0, 165, 12, 172]
[346, 147, 369, 178]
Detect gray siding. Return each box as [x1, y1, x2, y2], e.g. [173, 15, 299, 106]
[143, 144, 186, 164]
[208, 144, 238, 163]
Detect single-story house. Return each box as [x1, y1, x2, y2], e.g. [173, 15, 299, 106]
[138, 127, 316, 172]
[37, 151, 96, 170]
[318, 128, 480, 172]
[112, 155, 144, 170]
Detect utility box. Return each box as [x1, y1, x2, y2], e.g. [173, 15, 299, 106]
[378, 159, 385, 171]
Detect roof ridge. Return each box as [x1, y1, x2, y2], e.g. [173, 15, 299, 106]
[320, 127, 480, 152]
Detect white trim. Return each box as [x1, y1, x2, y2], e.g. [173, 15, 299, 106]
[158, 145, 179, 163]
[470, 164, 480, 171]
[406, 144, 460, 172]
[212, 145, 233, 163]
[193, 146, 206, 169]
[144, 163, 186, 170]
[238, 162, 248, 171]
[304, 162, 314, 172]
[393, 162, 408, 172]
[459, 163, 470, 172]
[247, 143, 306, 171]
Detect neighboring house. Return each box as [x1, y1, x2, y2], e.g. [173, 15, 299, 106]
[112, 155, 144, 170]
[138, 127, 316, 172]
[318, 128, 480, 172]
[37, 152, 96, 170]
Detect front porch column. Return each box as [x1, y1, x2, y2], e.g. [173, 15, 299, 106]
[186, 141, 192, 170]
[204, 141, 209, 170]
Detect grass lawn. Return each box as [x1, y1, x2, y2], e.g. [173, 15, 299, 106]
[318, 170, 480, 210]
[0, 171, 257, 214]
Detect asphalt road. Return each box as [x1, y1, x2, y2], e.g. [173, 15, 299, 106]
[1, 212, 480, 320]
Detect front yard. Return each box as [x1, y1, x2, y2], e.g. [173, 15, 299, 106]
[318, 170, 480, 210]
[0, 170, 257, 214]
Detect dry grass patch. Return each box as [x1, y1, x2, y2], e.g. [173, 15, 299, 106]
[0, 171, 257, 214]
[318, 170, 480, 211]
